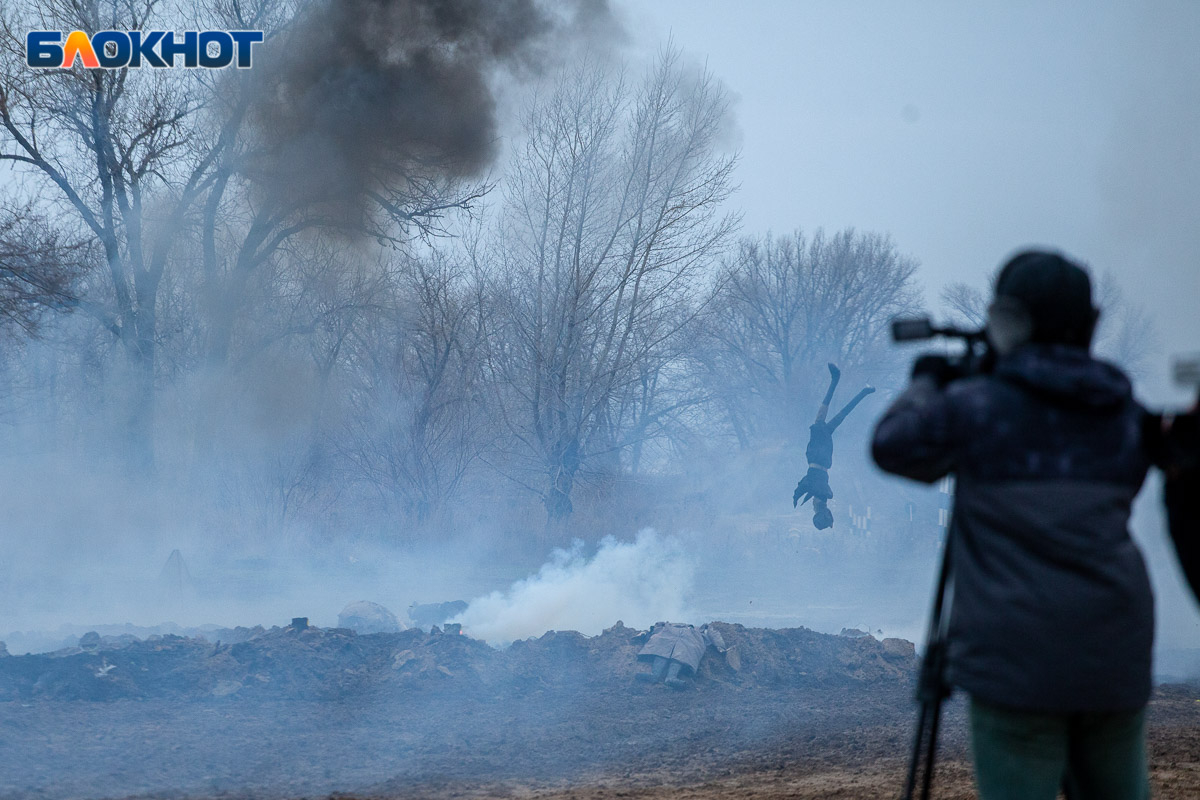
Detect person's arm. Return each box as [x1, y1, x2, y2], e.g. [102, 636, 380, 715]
[871, 365, 960, 483]
[1145, 406, 1199, 473]
[1148, 406, 1200, 604]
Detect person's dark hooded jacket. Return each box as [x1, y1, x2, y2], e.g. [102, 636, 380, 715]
[872, 343, 1153, 713]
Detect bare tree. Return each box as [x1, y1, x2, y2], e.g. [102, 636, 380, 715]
[1093, 271, 1160, 378]
[0, 0, 236, 467]
[485, 48, 738, 525]
[698, 228, 921, 450]
[0, 202, 84, 334]
[337, 250, 488, 529]
[940, 281, 988, 329]
[593, 303, 710, 475]
[169, 231, 403, 526]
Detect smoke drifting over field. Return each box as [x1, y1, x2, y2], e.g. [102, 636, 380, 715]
[248, 0, 617, 221]
[0, 0, 1196, 767]
[454, 530, 694, 644]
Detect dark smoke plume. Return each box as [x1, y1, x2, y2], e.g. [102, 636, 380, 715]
[248, 0, 617, 226]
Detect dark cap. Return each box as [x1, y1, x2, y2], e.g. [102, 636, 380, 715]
[994, 250, 1098, 347]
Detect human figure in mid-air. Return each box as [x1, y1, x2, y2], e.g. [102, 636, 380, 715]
[793, 363, 875, 529]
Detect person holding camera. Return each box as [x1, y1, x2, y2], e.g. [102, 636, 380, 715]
[872, 251, 1154, 800]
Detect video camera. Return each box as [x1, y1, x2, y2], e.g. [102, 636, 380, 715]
[890, 317, 984, 344]
[890, 316, 993, 378]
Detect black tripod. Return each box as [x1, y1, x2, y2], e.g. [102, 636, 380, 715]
[901, 523, 954, 800]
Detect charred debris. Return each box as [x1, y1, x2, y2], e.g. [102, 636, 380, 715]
[0, 620, 915, 702]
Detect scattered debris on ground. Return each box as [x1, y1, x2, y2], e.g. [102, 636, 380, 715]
[409, 600, 469, 629]
[0, 623, 1194, 800]
[0, 620, 918, 702]
[339, 601, 405, 634]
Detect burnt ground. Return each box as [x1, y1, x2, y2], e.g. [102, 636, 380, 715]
[0, 623, 1197, 800]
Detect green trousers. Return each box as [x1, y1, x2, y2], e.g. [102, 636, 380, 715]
[969, 698, 1150, 800]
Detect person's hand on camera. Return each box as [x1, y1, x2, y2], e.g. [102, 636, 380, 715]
[911, 354, 965, 388]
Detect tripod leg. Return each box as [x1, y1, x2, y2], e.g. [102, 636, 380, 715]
[1062, 770, 1080, 800]
[903, 512, 955, 800]
[902, 702, 932, 800]
[920, 698, 945, 800]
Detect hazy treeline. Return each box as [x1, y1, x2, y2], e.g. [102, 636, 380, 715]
[0, 1, 1154, 554]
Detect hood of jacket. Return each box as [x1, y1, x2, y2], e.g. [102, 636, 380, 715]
[993, 344, 1132, 411]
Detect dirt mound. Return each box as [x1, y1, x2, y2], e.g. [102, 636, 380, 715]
[707, 623, 916, 686]
[0, 621, 916, 702]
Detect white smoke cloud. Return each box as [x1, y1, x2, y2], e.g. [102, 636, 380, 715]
[453, 529, 693, 645]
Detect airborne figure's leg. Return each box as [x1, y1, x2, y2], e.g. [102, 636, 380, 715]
[817, 363, 841, 423]
[827, 384, 876, 432]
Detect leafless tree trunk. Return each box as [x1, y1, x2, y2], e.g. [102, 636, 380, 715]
[484, 48, 738, 527]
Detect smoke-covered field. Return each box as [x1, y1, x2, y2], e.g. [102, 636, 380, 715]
[1, 622, 1198, 799]
[2, 529, 1199, 799]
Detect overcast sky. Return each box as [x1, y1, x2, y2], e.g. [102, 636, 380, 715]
[2, 2, 1193, 399]
[622, 0, 1199, 402]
